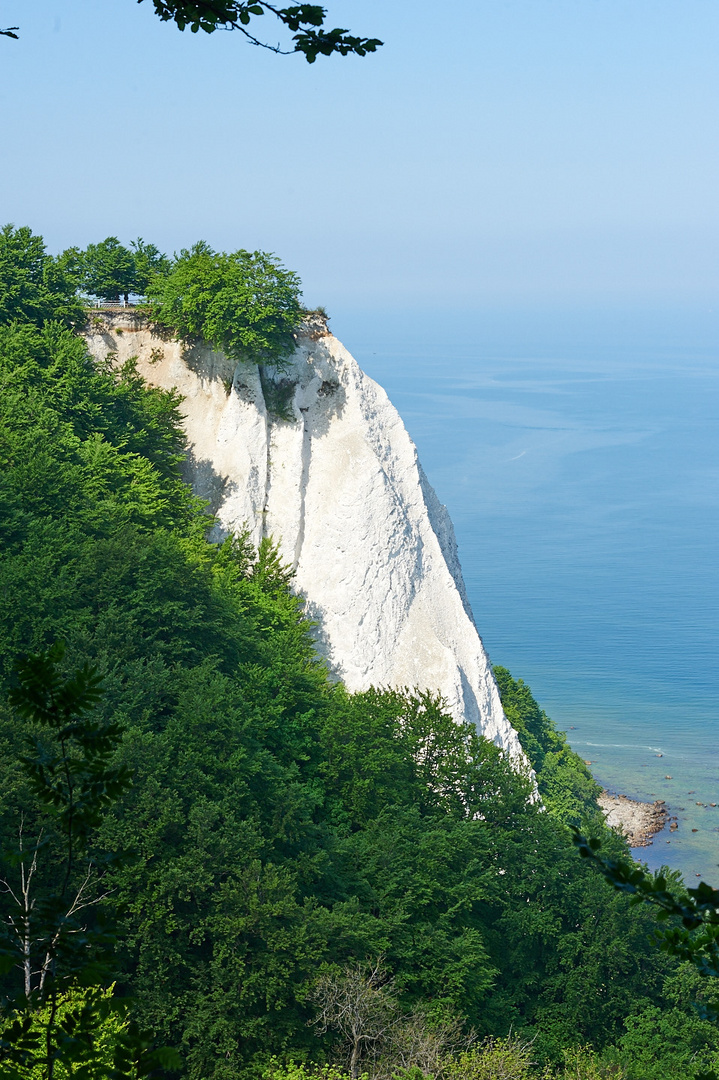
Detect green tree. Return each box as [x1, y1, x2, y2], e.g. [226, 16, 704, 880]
[53, 247, 86, 296]
[0, 226, 83, 330]
[130, 239, 171, 295]
[557, 1045, 625, 1080]
[80, 238, 137, 305]
[444, 1036, 543, 1080]
[14, 986, 129, 1080]
[147, 242, 303, 366]
[493, 667, 604, 826]
[55, 238, 169, 306]
[572, 834, 719, 1080]
[572, 833, 719, 989]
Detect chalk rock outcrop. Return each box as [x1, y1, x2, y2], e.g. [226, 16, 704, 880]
[84, 313, 522, 756]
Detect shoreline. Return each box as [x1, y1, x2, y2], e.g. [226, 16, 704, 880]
[598, 790, 669, 847]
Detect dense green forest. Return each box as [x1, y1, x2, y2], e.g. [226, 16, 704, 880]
[1, 225, 718, 1080]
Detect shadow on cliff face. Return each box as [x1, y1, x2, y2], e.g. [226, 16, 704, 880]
[259, 364, 347, 433]
[90, 333, 120, 360]
[311, 379, 346, 437]
[301, 596, 344, 683]
[181, 340, 236, 389]
[182, 447, 237, 533]
[301, 337, 348, 437]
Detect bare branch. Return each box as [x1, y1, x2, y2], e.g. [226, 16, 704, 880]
[310, 961, 400, 1079]
[38, 867, 106, 996]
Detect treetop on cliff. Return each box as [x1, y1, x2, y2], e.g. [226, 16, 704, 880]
[146, 241, 304, 366]
[58, 237, 172, 305]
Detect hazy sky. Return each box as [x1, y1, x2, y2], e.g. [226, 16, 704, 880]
[1, 0, 717, 310]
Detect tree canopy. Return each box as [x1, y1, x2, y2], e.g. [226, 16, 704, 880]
[56, 236, 171, 305]
[6, 225, 303, 365]
[146, 241, 304, 365]
[1, 226, 718, 1080]
[0, 226, 83, 329]
[81, 238, 136, 305]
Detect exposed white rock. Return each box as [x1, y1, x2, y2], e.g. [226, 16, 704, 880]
[84, 313, 524, 757]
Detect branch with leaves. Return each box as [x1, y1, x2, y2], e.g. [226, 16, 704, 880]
[572, 828, 719, 976]
[3, 2, 382, 61]
[141, 1, 383, 61]
[572, 828, 719, 1080]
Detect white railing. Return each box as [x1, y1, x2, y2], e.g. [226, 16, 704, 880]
[84, 297, 147, 310]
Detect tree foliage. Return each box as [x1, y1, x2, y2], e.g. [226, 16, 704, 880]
[130, 239, 171, 296]
[445, 1037, 542, 1080]
[140, 2, 383, 62]
[56, 237, 171, 305]
[493, 668, 604, 826]
[0, 226, 715, 1079]
[147, 241, 303, 366]
[572, 827, 719, 1059]
[80, 239, 136, 305]
[0, 226, 83, 330]
[2, 3, 382, 63]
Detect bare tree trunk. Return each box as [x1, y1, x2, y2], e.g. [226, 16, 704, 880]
[350, 1039, 361, 1079]
[22, 912, 31, 1001]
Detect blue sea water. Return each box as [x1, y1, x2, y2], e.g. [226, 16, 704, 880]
[333, 306, 719, 886]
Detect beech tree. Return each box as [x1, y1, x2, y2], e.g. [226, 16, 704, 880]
[130, 238, 171, 295]
[81, 238, 136, 305]
[0, 225, 83, 329]
[146, 241, 303, 364]
[56, 236, 170, 305]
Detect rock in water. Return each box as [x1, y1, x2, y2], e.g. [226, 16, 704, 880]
[85, 313, 523, 757]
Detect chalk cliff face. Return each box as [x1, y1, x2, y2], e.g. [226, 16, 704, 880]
[84, 313, 523, 757]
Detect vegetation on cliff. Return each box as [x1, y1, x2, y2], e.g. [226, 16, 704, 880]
[0, 226, 718, 1080]
[24, 225, 305, 369]
[146, 242, 303, 366]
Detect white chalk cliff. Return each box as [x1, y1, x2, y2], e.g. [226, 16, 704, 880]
[85, 313, 523, 757]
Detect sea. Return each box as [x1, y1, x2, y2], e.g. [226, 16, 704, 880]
[333, 305, 719, 887]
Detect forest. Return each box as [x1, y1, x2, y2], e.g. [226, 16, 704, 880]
[1, 224, 718, 1080]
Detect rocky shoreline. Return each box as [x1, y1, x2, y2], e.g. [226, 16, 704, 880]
[598, 791, 669, 847]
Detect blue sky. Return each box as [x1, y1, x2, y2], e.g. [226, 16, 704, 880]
[1, 0, 717, 311]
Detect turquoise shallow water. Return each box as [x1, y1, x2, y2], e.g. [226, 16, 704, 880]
[333, 306, 719, 886]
